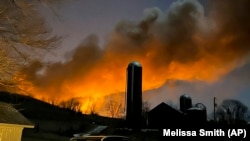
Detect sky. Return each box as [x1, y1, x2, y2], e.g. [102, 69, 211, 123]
[22, 0, 250, 117]
[41, 0, 177, 60]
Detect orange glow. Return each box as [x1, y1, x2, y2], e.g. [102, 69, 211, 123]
[12, 1, 248, 116]
[1, 0, 248, 119]
[14, 38, 240, 117]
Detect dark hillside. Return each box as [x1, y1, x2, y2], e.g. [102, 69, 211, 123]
[0, 91, 125, 140]
[0, 91, 124, 124]
[0, 91, 81, 121]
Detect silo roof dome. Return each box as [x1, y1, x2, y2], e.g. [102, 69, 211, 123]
[180, 94, 191, 99]
[128, 61, 142, 67]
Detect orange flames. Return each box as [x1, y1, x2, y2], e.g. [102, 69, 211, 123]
[11, 0, 250, 116]
[16, 37, 243, 116]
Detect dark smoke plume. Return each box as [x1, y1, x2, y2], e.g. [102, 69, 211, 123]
[18, 0, 250, 114]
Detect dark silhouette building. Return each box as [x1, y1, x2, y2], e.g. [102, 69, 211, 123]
[147, 95, 207, 128]
[0, 102, 34, 141]
[124, 61, 207, 129]
[186, 103, 207, 125]
[148, 102, 185, 128]
[125, 61, 142, 129]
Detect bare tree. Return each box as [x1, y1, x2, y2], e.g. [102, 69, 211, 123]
[106, 99, 123, 118]
[59, 98, 81, 113]
[45, 97, 59, 106]
[79, 99, 98, 115]
[0, 0, 60, 91]
[86, 102, 98, 115]
[216, 99, 250, 125]
[89, 102, 98, 115]
[0, 50, 15, 87]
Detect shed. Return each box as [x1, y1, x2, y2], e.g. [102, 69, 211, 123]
[0, 102, 34, 141]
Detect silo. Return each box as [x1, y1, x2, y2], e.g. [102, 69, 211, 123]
[180, 94, 192, 114]
[186, 103, 207, 126]
[125, 61, 142, 129]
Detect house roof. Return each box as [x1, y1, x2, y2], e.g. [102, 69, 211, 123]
[0, 102, 34, 128]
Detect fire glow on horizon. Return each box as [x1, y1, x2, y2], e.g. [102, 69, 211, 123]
[12, 0, 250, 116]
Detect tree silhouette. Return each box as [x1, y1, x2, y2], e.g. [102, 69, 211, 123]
[59, 98, 81, 113]
[86, 102, 98, 115]
[0, 0, 60, 91]
[216, 99, 250, 125]
[106, 99, 123, 118]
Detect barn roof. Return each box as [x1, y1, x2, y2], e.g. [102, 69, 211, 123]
[149, 102, 183, 115]
[0, 102, 34, 128]
[147, 102, 186, 128]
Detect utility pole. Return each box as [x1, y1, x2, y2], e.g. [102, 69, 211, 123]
[214, 97, 217, 121]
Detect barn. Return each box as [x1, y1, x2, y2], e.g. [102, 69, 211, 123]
[147, 102, 186, 128]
